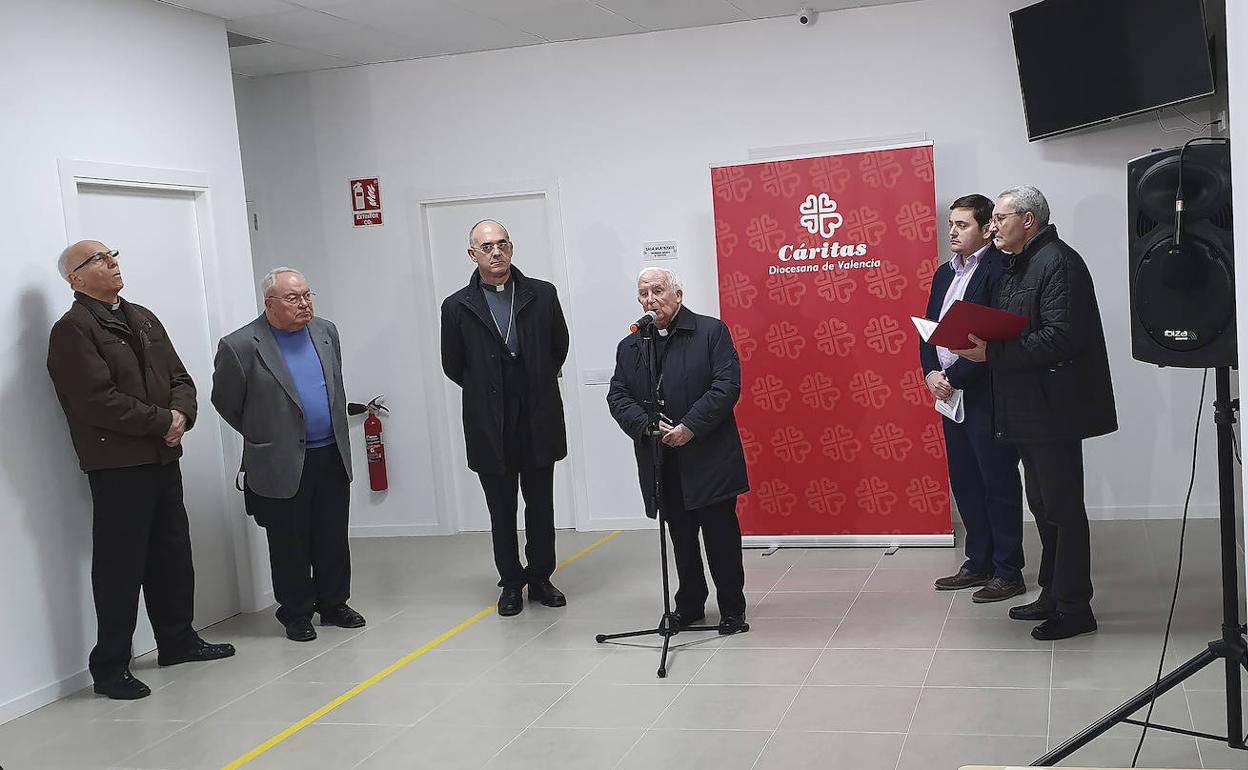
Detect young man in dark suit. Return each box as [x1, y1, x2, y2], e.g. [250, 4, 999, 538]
[921, 195, 1026, 603]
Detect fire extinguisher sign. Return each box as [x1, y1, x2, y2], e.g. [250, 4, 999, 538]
[350, 177, 383, 227]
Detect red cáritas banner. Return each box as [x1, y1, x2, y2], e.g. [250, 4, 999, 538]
[712, 143, 950, 538]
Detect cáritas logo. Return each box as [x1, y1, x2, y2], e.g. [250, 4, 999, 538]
[799, 193, 843, 238]
[774, 193, 875, 269]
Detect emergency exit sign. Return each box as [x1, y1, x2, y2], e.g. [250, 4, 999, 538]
[350, 177, 383, 226]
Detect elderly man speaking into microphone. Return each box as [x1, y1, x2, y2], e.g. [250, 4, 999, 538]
[607, 267, 748, 634]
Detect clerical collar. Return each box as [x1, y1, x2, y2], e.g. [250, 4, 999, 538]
[110, 301, 121, 311]
[657, 327, 669, 337]
[487, 280, 508, 292]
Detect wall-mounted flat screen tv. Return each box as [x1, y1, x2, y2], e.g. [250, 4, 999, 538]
[1010, 0, 1215, 141]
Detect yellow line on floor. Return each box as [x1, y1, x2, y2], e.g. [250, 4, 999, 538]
[221, 530, 621, 770]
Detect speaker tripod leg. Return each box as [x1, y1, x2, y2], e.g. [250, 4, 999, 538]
[1034, 646, 1221, 765]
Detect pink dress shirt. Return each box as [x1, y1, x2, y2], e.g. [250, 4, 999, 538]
[935, 244, 988, 370]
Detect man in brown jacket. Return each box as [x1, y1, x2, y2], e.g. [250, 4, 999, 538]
[47, 240, 234, 700]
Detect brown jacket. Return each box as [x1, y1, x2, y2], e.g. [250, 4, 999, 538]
[47, 293, 197, 472]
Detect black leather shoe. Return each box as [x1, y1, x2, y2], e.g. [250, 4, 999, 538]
[1009, 597, 1056, 621]
[1031, 611, 1097, 641]
[971, 578, 1027, 604]
[93, 670, 151, 700]
[319, 604, 366, 628]
[669, 609, 706, 629]
[934, 567, 990, 591]
[284, 618, 317, 642]
[527, 579, 567, 608]
[718, 614, 749, 636]
[158, 638, 237, 667]
[498, 587, 524, 616]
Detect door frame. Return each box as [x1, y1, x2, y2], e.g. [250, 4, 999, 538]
[411, 178, 591, 534]
[56, 159, 264, 612]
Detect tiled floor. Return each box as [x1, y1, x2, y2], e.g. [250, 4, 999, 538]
[3, 519, 1248, 769]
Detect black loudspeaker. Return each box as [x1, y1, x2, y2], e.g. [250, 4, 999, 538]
[1128, 142, 1235, 368]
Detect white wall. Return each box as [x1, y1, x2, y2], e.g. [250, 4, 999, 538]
[0, 0, 261, 722]
[235, 0, 1227, 535]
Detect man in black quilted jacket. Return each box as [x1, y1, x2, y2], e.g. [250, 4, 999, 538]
[952, 186, 1117, 641]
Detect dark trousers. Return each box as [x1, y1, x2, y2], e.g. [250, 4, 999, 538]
[246, 444, 352, 626]
[86, 461, 196, 682]
[478, 466, 557, 590]
[1016, 441, 1094, 615]
[943, 392, 1025, 582]
[476, 353, 558, 590]
[661, 455, 747, 618]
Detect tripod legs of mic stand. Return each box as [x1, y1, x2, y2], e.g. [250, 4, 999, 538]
[594, 615, 722, 679]
[1033, 366, 1246, 765]
[593, 511, 731, 678]
[597, 324, 748, 678]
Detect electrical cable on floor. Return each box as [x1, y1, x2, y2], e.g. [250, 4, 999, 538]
[1132, 368, 1208, 766]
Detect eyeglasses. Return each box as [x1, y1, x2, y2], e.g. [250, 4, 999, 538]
[72, 249, 119, 272]
[473, 239, 512, 254]
[990, 211, 1025, 225]
[268, 291, 316, 306]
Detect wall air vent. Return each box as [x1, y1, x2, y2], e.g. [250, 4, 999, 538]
[227, 31, 267, 48]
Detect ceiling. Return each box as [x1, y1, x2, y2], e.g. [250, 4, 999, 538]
[155, 0, 920, 77]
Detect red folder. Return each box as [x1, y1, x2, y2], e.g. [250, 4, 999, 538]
[926, 300, 1028, 350]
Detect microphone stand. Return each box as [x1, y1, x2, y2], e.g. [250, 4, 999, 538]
[594, 318, 732, 678]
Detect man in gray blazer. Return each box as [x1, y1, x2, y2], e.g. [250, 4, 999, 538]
[211, 267, 364, 642]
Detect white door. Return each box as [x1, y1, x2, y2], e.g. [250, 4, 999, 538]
[75, 184, 240, 650]
[423, 195, 577, 532]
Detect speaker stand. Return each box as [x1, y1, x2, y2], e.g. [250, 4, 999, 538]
[1033, 366, 1247, 764]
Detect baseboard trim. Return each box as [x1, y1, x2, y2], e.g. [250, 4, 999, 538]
[345, 506, 1218, 539]
[349, 522, 448, 538]
[0, 607, 247, 726]
[238, 590, 274, 615]
[0, 669, 95, 725]
[579, 517, 655, 531]
[1084, 504, 1219, 520]
[591, 504, 1218, 534]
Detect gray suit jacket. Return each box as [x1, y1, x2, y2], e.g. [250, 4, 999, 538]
[211, 315, 352, 499]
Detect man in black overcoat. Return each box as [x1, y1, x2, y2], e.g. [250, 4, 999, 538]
[607, 267, 748, 634]
[440, 220, 571, 616]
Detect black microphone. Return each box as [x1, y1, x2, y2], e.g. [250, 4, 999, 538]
[630, 310, 658, 333]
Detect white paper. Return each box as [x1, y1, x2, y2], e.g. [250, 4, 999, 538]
[914, 316, 961, 421]
[910, 315, 938, 342]
[934, 388, 964, 423]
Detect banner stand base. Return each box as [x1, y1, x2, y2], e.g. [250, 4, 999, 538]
[744, 534, 953, 550]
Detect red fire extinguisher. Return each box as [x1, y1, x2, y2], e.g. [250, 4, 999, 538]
[349, 396, 389, 491]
